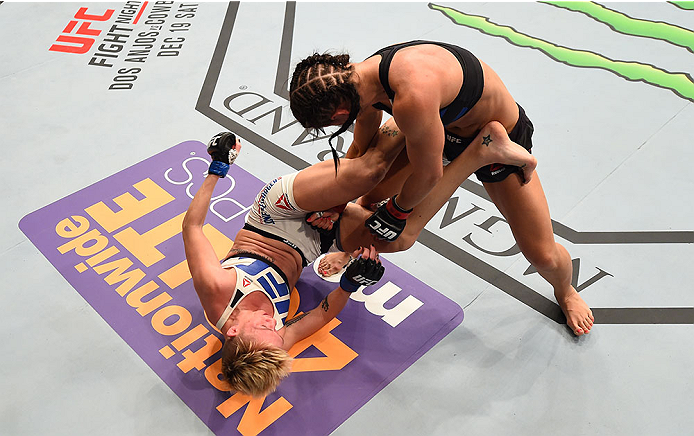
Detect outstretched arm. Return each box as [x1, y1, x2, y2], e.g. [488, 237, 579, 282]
[281, 246, 385, 349]
[182, 132, 241, 305]
[183, 174, 232, 297]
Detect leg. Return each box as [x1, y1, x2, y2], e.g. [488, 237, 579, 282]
[483, 174, 594, 336]
[292, 120, 406, 212]
[298, 120, 405, 276]
[339, 121, 533, 253]
[318, 146, 413, 277]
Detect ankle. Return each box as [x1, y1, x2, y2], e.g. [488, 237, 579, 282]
[554, 285, 578, 302]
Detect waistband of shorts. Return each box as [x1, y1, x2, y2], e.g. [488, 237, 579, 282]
[445, 102, 526, 141]
[220, 252, 290, 286]
[242, 223, 308, 268]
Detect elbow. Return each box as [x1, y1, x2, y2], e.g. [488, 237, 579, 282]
[181, 215, 191, 232]
[412, 152, 443, 185]
[424, 165, 443, 186]
[433, 166, 443, 182]
[181, 214, 200, 234]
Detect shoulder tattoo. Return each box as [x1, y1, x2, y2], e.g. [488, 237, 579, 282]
[380, 125, 399, 137]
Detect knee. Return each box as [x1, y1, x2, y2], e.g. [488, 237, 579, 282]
[363, 159, 389, 185]
[522, 244, 560, 273]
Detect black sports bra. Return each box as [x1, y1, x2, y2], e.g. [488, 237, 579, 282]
[369, 40, 484, 126]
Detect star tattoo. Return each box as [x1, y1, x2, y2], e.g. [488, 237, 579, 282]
[380, 125, 399, 137]
[482, 135, 492, 146]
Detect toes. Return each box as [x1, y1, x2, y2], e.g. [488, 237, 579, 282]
[584, 317, 594, 333]
[526, 172, 533, 184]
[569, 319, 585, 336]
[318, 264, 339, 277]
[319, 260, 332, 270]
[580, 320, 591, 334]
[572, 317, 594, 336]
[323, 269, 338, 277]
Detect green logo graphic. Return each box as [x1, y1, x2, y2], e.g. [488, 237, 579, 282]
[429, 2, 694, 102]
[670, 1, 694, 11]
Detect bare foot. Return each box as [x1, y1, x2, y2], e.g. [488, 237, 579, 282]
[477, 121, 537, 184]
[556, 288, 594, 336]
[318, 252, 351, 277]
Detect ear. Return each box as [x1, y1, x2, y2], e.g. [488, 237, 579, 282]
[225, 325, 240, 338]
[330, 107, 350, 121]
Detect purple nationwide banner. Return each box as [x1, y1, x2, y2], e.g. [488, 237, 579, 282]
[19, 141, 464, 436]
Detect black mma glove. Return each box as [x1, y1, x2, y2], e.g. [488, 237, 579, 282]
[206, 132, 239, 178]
[339, 255, 385, 292]
[364, 195, 413, 242]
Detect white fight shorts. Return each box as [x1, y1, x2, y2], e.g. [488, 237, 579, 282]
[245, 172, 324, 264]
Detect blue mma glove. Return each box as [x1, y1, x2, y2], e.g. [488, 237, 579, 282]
[364, 195, 412, 242]
[339, 255, 385, 293]
[207, 132, 239, 177]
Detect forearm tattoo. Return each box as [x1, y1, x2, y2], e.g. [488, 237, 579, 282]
[321, 296, 330, 312]
[380, 125, 399, 137]
[284, 312, 309, 327]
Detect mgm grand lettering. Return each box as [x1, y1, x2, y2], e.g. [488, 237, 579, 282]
[439, 197, 614, 293]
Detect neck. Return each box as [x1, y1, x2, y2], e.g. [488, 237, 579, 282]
[350, 60, 385, 108]
[221, 290, 273, 335]
[238, 290, 273, 312]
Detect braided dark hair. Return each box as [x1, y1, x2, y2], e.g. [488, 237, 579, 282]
[289, 53, 361, 173]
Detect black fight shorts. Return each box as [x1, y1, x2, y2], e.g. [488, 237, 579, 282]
[443, 103, 534, 183]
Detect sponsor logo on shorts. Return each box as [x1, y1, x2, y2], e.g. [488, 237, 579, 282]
[275, 193, 294, 211]
[446, 134, 463, 144]
[489, 163, 505, 175]
[256, 177, 281, 224]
